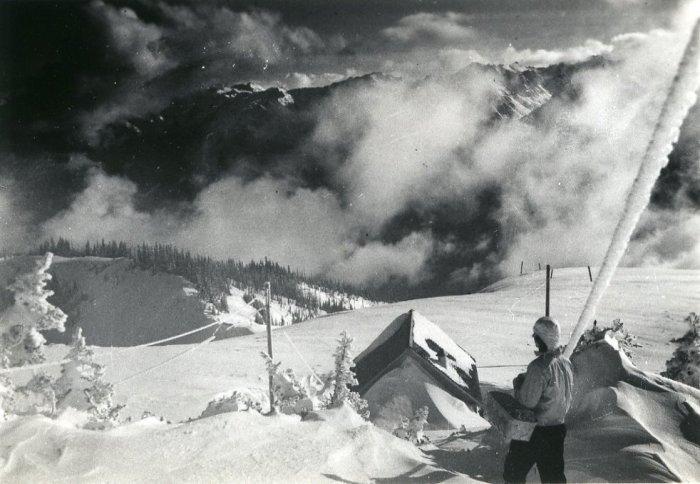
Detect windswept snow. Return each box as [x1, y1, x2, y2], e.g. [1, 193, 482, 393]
[0, 405, 455, 484]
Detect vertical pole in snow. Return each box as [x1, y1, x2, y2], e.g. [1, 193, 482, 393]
[588, 266, 593, 282]
[520, 261, 524, 276]
[539, 263, 542, 271]
[265, 281, 274, 412]
[545, 265, 550, 317]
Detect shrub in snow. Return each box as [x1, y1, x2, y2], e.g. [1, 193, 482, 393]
[261, 352, 315, 416]
[325, 331, 369, 420]
[662, 312, 700, 389]
[55, 327, 123, 425]
[393, 406, 430, 444]
[574, 318, 641, 360]
[200, 389, 266, 418]
[0, 253, 67, 418]
[17, 373, 57, 416]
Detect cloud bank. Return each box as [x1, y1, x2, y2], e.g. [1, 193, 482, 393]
[3, 1, 699, 296]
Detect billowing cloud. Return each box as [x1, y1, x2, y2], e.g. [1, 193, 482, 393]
[39, 168, 437, 285]
[625, 211, 700, 269]
[489, 28, 696, 273]
[307, 22, 700, 291]
[176, 176, 351, 272]
[382, 12, 476, 46]
[41, 169, 171, 243]
[502, 39, 614, 67]
[327, 232, 434, 286]
[90, 0, 172, 77]
[311, 73, 496, 229]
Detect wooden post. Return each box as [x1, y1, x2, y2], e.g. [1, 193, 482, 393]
[520, 261, 524, 276]
[545, 265, 550, 317]
[265, 281, 274, 412]
[587, 265, 593, 282]
[538, 263, 541, 270]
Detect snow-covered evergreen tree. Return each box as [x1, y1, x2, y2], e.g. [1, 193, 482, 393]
[327, 331, 369, 419]
[56, 327, 123, 424]
[0, 253, 67, 418]
[662, 312, 700, 389]
[0, 253, 67, 366]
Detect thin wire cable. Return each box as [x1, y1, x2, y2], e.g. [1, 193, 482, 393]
[128, 321, 222, 348]
[282, 331, 324, 385]
[0, 319, 224, 375]
[113, 323, 223, 386]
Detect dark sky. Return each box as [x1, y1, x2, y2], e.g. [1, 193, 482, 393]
[0, 0, 697, 297]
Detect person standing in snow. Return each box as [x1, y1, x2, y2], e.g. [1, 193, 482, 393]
[503, 316, 574, 483]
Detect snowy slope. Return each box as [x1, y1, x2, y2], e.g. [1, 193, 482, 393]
[0, 256, 372, 346]
[42, 257, 212, 346]
[297, 282, 375, 311]
[2, 266, 699, 482]
[72, 266, 699, 422]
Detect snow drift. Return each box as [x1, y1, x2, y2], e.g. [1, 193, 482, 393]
[566, 336, 700, 482]
[0, 405, 454, 484]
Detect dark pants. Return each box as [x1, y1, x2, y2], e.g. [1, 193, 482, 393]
[503, 424, 567, 483]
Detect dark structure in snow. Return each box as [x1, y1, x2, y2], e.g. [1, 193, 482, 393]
[353, 310, 483, 430]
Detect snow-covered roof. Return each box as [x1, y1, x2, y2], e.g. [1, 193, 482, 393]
[354, 310, 480, 401]
[409, 310, 477, 390]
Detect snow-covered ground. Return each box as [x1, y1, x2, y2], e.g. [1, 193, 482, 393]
[1, 266, 699, 482]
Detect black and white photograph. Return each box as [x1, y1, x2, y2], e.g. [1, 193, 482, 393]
[0, 0, 699, 482]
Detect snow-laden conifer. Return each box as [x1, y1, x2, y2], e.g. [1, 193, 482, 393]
[662, 312, 700, 389]
[0, 253, 67, 418]
[0, 253, 67, 366]
[56, 327, 123, 424]
[327, 331, 369, 419]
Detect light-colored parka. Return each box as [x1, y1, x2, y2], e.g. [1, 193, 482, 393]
[515, 349, 574, 426]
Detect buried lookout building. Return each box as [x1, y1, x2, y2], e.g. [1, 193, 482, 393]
[353, 309, 486, 430]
